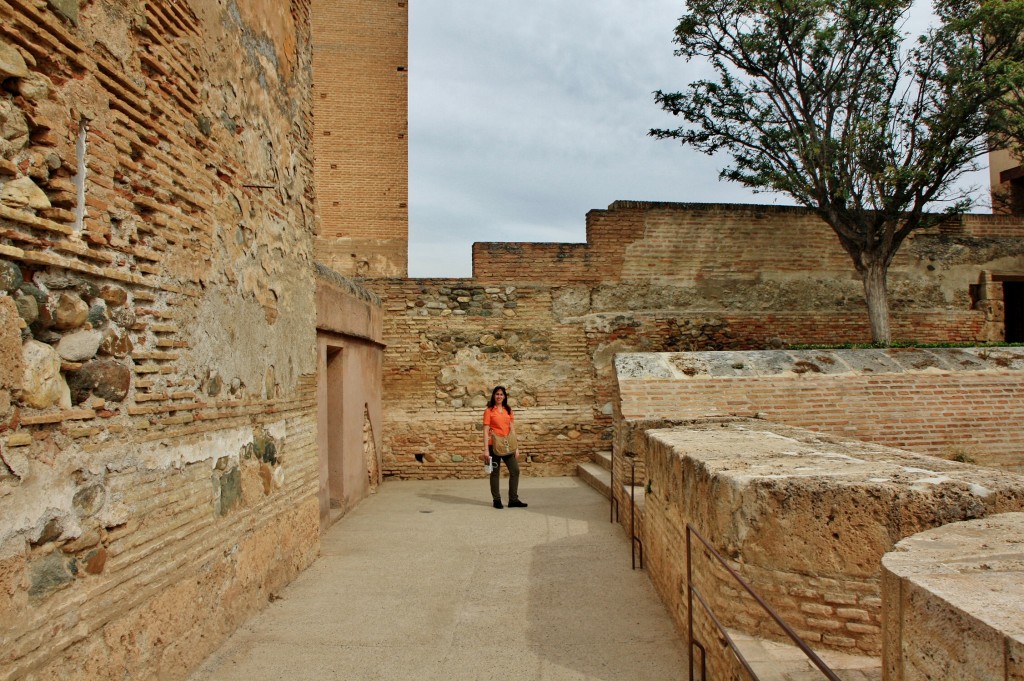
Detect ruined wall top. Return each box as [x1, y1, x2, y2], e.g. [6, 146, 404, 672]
[471, 201, 1024, 285]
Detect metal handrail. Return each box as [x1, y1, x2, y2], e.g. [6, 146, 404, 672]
[685, 523, 841, 681]
[625, 451, 644, 570]
[609, 450, 619, 523]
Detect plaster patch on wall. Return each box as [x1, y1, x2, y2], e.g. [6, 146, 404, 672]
[181, 289, 314, 395]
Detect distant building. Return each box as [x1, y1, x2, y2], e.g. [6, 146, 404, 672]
[991, 148, 1024, 214]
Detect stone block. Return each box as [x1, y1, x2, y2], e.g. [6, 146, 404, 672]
[882, 513, 1024, 681]
[46, 0, 79, 26]
[1, 297, 23, 391]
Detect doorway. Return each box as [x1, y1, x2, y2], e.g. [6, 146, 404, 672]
[1005, 281, 1024, 343]
[317, 337, 346, 531]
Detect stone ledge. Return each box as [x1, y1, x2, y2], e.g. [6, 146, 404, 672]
[615, 347, 1024, 380]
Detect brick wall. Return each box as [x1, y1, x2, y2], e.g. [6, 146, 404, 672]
[0, 1, 323, 678]
[312, 0, 408, 277]
[615, 348, 1024, 471]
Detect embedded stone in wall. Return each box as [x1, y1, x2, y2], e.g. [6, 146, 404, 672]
[52, 292, 88, 330]
[252, 430, 278, 465]
[0, 98, 30, 156]
[21, 339, 70, 409]
[15, 72, 54, 102]
[46, 0, 79, 25]
[15, 291, 38, 326]
[1, 260, 23, 292]
[98, 284, 128, 307]
[0, 40, 29, 79]
[1, 297, 24, 391]
[57, 329, 103, 362]
[219, 467, 242, 516]
[72, 484, 105, 518]
[1, 176, 51, 210]
[28, 552, 76, 600]
[66, 359, 131, 404]
[99, 326, 132, 358]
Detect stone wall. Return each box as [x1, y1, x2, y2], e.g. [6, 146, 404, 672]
[0, 1, 322, 678]
[882, 513, 1024, 680]
[618, 418, 1024, 667]
[311, 0, 408, 277]
[368, 202, 1024, 481]
[615, 347, 1024, 471]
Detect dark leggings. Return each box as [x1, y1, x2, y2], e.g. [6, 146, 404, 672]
[488, 446, 520, 502]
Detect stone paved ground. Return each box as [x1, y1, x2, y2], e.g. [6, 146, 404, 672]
[191, 477, 688, 680]
[191, 477, 881, 681]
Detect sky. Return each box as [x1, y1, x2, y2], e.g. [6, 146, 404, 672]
[408, 1, 991, 278]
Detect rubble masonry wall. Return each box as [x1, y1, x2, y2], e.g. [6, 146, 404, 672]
[0, 1, 322, 678]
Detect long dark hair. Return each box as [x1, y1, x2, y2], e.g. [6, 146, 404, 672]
[487, 385, 512, 415]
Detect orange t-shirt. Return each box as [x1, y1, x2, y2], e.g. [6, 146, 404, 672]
[483, 406, 514, 439]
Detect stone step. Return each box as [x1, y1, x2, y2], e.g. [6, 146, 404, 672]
[577, 461, 611, 498]
[592, 449, 611, 471]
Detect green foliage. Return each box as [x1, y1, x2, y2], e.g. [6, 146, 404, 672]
[652, 0, 1024, 343]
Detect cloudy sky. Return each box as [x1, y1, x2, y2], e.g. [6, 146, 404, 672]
[407, 1, 991, 278]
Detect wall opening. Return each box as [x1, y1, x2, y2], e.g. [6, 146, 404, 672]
[74, 119, 88, 232]
[326, 345, 345, 524]
[1009, 178, 1024, 216]
[1004, 281, 1024, 342]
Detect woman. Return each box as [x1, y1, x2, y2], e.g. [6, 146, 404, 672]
[482, 386, 527, 509]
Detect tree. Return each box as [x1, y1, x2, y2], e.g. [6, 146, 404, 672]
[652, 0, 1024, 344]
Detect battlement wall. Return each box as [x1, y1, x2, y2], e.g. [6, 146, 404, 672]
[472, 202, 1024, 288]
[882, 513, 1024, 680]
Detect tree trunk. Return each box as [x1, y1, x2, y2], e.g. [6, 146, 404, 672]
[861, 259, 891, 345]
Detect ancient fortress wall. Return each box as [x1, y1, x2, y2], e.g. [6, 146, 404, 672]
[616, 348, 1024, 471]
[0, 1, 323, 678]
[369, 203, 1024, 479]
[615, 418, 1024, 667]
[311, 0, 408, 278]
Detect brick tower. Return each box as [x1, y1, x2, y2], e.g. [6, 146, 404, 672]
[312, 0, 409, 277]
